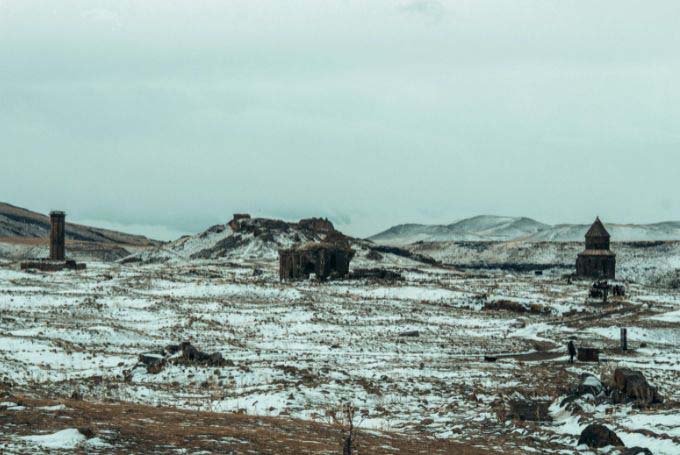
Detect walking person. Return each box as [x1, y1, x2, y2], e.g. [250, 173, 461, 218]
[567, 340, 576, 363]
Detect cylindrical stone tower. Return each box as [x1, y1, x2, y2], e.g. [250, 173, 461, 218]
[49, 211, 66, 261]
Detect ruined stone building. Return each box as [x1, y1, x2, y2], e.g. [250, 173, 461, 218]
[279, 235, 354, 281]
[576, 217, 616, 279]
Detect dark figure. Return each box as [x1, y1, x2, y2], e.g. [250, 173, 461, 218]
[567, 341, 576, 363]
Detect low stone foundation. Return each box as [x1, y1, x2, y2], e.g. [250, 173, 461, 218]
[20, 259, 86, 272]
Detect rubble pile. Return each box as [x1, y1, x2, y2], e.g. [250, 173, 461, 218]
[349, 268, 404, 282]
[483, 299, 550, 315]
[132, 342, 228, 376]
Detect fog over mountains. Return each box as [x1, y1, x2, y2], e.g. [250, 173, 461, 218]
[369, 215, 680, 245]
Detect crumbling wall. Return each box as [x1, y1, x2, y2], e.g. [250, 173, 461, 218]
[279, 243, 354, 281]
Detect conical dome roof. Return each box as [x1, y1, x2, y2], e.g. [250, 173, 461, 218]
[585, 217, 610, 239]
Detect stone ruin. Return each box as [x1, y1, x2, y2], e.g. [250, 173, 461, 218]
[20, 210, 86, 272]
[576, 347, 600, 362]
[228, 213, 251, 231]
[576, 217, 616, 279]
[279, 232, 354, 281]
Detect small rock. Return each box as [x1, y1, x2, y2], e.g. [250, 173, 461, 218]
[78, 427, 96, 439]
[578, 424, 623, 448]
[623, 447, 653, 455]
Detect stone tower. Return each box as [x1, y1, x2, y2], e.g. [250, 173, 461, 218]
[49, 211, 66, 261]
[576, 217, 616, 279]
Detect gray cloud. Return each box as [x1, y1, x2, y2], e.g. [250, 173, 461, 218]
[1, 1, 679, 240]
[400, 0, 446, 21]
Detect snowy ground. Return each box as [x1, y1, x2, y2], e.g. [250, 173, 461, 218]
[0, 258, 678, 453]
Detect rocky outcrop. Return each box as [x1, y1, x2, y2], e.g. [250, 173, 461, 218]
[298, 218, 335, 234]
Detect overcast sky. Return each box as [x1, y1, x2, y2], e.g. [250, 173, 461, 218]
[1, 1, 679, 240]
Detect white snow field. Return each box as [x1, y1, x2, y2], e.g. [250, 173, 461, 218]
[0, 253, 678, 453]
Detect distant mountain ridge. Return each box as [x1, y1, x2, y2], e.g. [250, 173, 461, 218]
[369, 215, 680, 245]
[0, 202, 160, 247]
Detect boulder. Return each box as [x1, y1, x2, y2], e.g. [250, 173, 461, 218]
[562, 374, 606, 409]
[77, 427, 96, 439]
[613, 368, 662, 406]
[578, 424, 623, 448]
[577, 374, 605, 397]
[623, 448, 653, 455]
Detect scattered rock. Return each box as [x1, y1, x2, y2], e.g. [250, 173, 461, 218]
[506, 396, 552, 422]
[175, 342, 227, 367]
[578, 424, 623, 448]
[139, 353, 165, 374]
[132, 342, 228, 375]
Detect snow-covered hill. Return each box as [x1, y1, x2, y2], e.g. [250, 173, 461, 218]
[370, 215, 680, 245]
[408, 240, 680, 287]
[127, 215, 435, 269]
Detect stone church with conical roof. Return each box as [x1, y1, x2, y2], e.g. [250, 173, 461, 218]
[576, 217, 616, 279]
